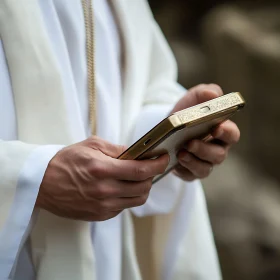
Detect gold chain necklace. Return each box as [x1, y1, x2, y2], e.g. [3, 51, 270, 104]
[81, 0, 96, 135]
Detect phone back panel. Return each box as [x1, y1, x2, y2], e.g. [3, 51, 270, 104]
[118, 92, 245, 183]
[140, 111, 237, 183]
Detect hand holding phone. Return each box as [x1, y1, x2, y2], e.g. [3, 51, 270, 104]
[118, 92, 245, 183]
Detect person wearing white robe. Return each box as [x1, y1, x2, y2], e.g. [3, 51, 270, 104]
[0, 1, 241, 280]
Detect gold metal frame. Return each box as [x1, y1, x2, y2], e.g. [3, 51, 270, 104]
[118, 92, 245, 166]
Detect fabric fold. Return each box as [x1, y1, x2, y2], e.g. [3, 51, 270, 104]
[0, 145, 63, 280]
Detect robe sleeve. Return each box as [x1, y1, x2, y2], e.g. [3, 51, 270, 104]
[130, 104, 185, 216]
[130, 19, 187, 216]
[129, 14, 221, 280]
[0, 37, 65, 279]
[142, 20, 186, 107]
[0, 141, 64, 279]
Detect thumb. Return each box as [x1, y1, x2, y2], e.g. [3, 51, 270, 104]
[81, 136, 127, 158]
[191, 84, 223, 105]
[172, 84, 223, 113]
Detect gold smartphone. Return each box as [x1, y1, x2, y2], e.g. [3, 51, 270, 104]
[118, 92, 245, 183]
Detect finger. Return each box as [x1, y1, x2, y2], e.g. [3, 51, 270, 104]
[191, 83, 223, 105]
[211, 120, 240, 145]
[105, 153, 170, 181]
[89, 210, 122, 222]
[171, 84, 224, 114]
[49, 203, 122, 222]
[182, 84, 223, 110]
[172, 164, 196, 181]
[101, 194, 150, 211]
[79, 210, 122, 222]
[92, 178, 153, 199]
[184, 140, 228, 165]
[177, 152, 213, 178]
[83, 136, 127, 158]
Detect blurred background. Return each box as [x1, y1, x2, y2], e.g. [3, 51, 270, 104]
[148, 1, 280, 279]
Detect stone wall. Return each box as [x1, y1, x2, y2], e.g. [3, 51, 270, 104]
[149, 1, 280, 279]
[202, 4, 280, 180]
[201, 5, 280, 279]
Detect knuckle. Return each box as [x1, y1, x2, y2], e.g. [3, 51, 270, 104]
[213, 157, 222, 165]
[205, 166, 213, 177]
[141, 180, 152, 194]
[197, 168, 209, 179]
[90, 161, 107, 177]
[80, 150, 94, 163]
[190, 144, 204, 159]
[179, 170, 195, 181]
[93, 184, 104, 198]
[193, 162, 211, 179]
[233, 128, 241, 144]
[135, 166, 149, 180]
[215, 149, 226, 164]
[92, 214, 108, 222]
[89, 136, 104, 149]
[85, 214, 100, 222]
[89, 135, 99, 145]
[185, 174, 196, 182]
[96, 200, 110, 214]
[199, 148, 208, 160]
[119, 145, 127, 154]
[159, 161, 168, 174]
[196, 170, 204, 179]
[94, 184, 110, 199]
[173, 167, 195, 182]
[138, 194, 149, 206]
[93, 216, 105, 222]
[99, 211, 120, 222]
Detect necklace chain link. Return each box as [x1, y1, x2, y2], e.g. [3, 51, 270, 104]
[81, 0, 96, 135]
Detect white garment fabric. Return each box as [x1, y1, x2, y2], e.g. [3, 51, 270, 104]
[2, 1, 123, 279]
[0, 0, 221, 279]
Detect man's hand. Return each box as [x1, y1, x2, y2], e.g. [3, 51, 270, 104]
[170, 84, 240, 181]
[36, 136, 169, 221]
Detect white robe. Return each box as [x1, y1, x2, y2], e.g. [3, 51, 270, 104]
[0, 0, 221, 280]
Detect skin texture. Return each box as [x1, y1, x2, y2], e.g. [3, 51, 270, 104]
[37, 83, 240, 221]
[37, 137, 169, 221]
[171, 84, 240, 181]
